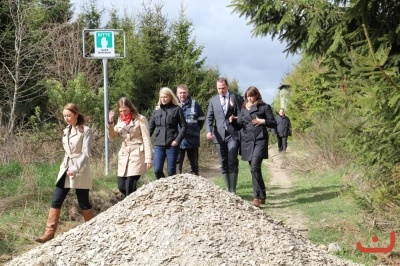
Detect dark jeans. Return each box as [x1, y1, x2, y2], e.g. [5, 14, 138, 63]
[118, 175, 140, 196]
[249, 157, 266, 200]
[51, 173, 92, 210]
[153, 145, 179, 179]
[177, 148, 199, 175]
[277, 136, 288, 151]
[215, 135, 240, 174]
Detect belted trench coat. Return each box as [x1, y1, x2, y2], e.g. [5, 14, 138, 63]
[56, 125, 93, 189]
[108, 115, 153, 177]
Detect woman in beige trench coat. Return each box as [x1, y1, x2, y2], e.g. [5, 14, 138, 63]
[108, 97, 153, 196]
[35, 103, 95, 243]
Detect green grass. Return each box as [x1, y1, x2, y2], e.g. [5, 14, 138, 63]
[0, 161, 121, 260]
[0, 162, 23, 180]
[213, 158, 398, 265]
[277, 168, 396, 265]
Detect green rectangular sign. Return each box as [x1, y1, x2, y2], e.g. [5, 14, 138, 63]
[94, 31, 115, 57]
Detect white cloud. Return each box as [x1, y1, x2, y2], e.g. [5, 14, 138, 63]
[71, 0, 299, 103]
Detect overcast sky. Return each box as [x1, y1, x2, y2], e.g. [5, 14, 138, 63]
[71, 0, 299, 103]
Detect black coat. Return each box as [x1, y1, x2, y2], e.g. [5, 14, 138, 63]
[149, 103, 187, 147]
[274, 115, 291, 137]
[235, 103, 276, 161]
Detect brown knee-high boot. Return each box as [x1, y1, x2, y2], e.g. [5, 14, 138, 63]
[82, 209, 94, 222]
[34, 208, 61, 243]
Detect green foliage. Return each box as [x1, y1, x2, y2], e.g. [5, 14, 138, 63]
[105, 3, 219, 115]
[26, 106, 59, 143]
[343, 49, 400, 206]
[283, 56, 348, 132]
[27, 0, 73, 26]
[0, 0, 69, 134]
[230, 0, 400, 59]
[77, 0, 103, 29]
[1, 0, 225, 135]
[166, 12, 207, 93]
[237, 0, 400, 208]
[46, 73, 103, 128]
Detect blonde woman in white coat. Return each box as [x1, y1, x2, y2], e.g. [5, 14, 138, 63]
[108, 97, 153, 196]
[35, 103, 94, 243]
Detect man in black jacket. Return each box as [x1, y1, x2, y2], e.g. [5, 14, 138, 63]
[274, 108, 292, 152]
[206, 77, 244, 193]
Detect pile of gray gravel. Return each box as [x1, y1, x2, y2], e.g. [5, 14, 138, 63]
[7, 174, 362, 266]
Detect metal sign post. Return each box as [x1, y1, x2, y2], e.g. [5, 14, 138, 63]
[82, 29, 126, 175]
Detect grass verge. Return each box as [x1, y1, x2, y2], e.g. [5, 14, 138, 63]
[269, 162, 400, 266]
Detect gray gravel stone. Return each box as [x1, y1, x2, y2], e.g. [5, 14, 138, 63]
[6, 174, 362, 266]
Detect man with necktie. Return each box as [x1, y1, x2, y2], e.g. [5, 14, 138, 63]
[206, 77, 244, 193]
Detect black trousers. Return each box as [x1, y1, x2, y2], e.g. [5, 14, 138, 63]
[215, 135, 240, 174]
[51, 173, 92, 210]
[177, 148, 199, 175]
[277, 136, 288, 151]
[118, 175, 140, 196]
[248, 156, 266, 200]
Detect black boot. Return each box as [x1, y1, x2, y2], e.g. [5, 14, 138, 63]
[251, 171, 266, 203]
[222, 173, 230, 192]
[229, 173, 238, 193]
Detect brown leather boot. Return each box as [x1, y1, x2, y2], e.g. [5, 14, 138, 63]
[82, 209, 94, 222]
[34, 208, 60, 243]
[252, 199, 261, 207]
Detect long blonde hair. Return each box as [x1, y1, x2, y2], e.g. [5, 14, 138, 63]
[155, 87, 180, 110]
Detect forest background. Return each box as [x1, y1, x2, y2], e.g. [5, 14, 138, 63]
[1, 0, 400, 265]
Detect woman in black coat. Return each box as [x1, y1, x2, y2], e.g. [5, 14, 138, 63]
[230, 86, 277, 207]
[149, 87, 187, 179]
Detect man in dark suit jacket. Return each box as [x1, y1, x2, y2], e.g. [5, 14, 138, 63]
[206, 77, 244, 193]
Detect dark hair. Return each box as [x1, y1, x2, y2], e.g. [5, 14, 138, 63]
[243, 86, 265, 106]
[63, 103, 85, 132]
[217, 77, 229, 86]
[117, 97, 139, 120]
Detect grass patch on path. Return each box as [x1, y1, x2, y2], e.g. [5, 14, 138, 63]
[284, 168, 396, 266]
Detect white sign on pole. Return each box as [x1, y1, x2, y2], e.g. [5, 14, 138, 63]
[94, 31, 115, 57]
